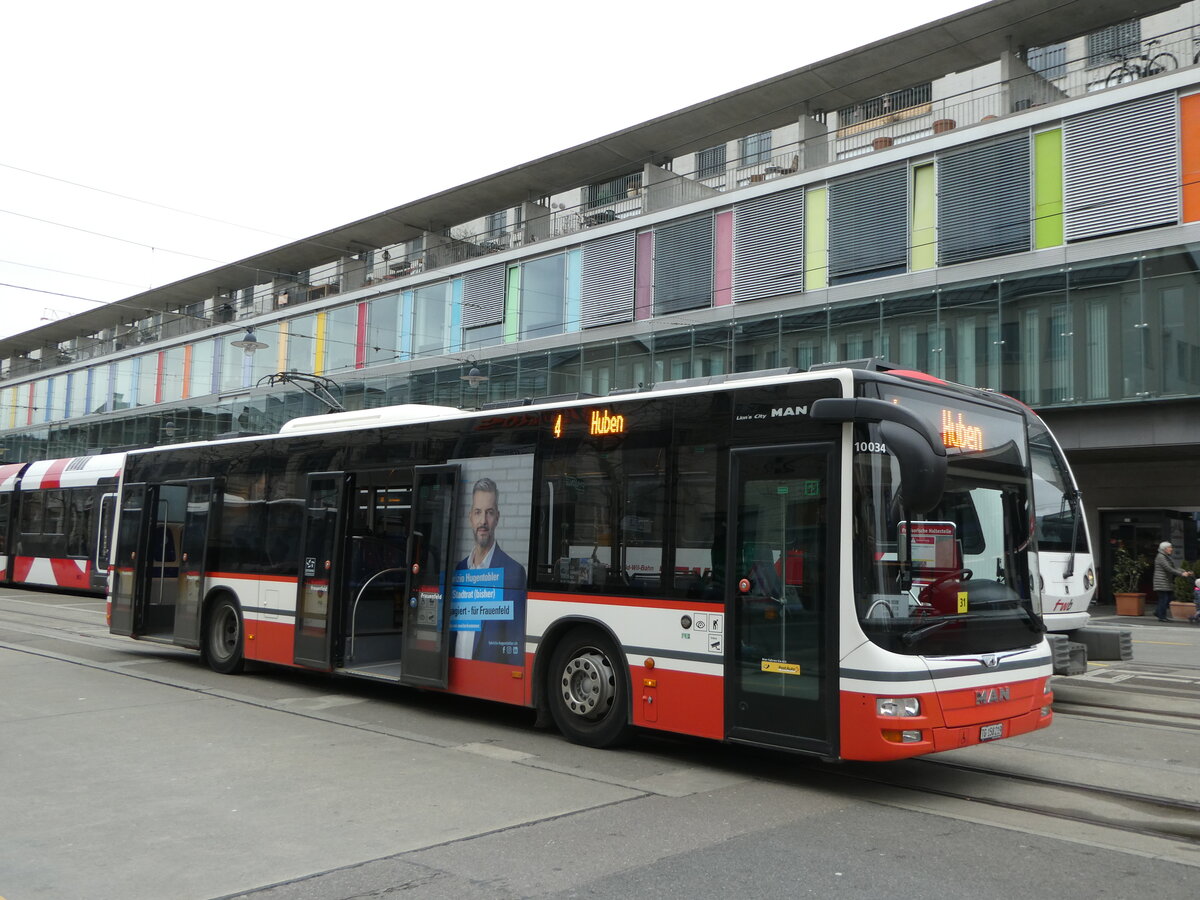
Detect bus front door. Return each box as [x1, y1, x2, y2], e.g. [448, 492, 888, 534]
[109, 483, 147, 636]
[727, 445, 836, 756]
[399, 465, 459, 688]
[294, 472, 350, 669]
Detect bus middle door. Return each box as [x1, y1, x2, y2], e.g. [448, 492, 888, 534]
[294, 472, 350, 669]
[399, 465, 459, 688]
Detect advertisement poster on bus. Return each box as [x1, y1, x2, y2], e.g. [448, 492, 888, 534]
[448, 455, 533, 663]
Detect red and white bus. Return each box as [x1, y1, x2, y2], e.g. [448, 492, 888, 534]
[107, 365, 1053, 760]
[0, 453, 124, 595]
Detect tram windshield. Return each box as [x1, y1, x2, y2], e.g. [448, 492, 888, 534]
[852, 386, 1043, 655]
[1028, 418, 1087, 554]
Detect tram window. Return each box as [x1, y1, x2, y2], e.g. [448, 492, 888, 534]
[43, 491, 66, 536]
[65, 489, 94, 558]
[20, 492, 45, 534]
[0, 494, 8, 554]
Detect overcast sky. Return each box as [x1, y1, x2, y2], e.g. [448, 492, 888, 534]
[0, 0, 979, 343]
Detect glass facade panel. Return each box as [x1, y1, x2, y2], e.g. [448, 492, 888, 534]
[324, 304, 359, 374]
[112, 358, 135, 411]
[615, 339, 652, 391]
[366, 292, 402, 366]
[829, 299, 881, 362]
[412, 283, 450, 357]
[1144, 248, 1200, 398]
[286, 314, 317, 373]
[881, 290, 938, 376]
[1069, 257, 1142, 401]
[189, 340, 216, 400]
[161, 346, 186, 403]
[521, 254, 566, 341]
[733, 317, 781, 373]
[940, 283, 1000, 390]
[136, 354, 158, 406]
[781, 308, 829, 371]
[999, 273, 1069, 405]
[46, 375, 68, 422]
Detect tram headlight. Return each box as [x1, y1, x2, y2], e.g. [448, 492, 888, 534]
[877, 697, 920, 717]
[1084, 567, 1096, 591]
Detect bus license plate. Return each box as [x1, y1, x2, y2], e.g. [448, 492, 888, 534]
[979, 723, 1003, 741]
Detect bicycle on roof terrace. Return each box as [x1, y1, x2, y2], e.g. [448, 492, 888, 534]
[1105, 39, 1178, 87]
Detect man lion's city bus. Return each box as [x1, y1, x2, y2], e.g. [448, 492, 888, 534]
[107, 364, 1054, 761]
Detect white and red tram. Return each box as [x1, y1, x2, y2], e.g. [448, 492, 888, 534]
[106, 366, 1054, 760]
[0, 453, 123, 595]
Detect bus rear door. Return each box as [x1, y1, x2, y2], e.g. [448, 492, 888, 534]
[727, 445, 837, 756]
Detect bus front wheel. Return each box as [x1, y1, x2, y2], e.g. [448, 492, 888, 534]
[547, 627, 630, 748]
[204, 595, 245, 675]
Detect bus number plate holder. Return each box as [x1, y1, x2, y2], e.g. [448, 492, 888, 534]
[979, 723, 1003, 741]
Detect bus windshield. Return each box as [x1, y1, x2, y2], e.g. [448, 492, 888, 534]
[852, 386, 1043, 656]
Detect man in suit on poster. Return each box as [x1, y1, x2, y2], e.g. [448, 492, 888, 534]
[453, 477, 527, 663]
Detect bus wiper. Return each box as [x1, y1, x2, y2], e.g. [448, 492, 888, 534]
[901, 615, 969, 647]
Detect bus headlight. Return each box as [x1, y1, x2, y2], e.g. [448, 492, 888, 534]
[1084, 567, 1096, 591]
[877, 697, 920, 717]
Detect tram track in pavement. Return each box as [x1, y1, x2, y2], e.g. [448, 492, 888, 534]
[793, 755, 1200, 867]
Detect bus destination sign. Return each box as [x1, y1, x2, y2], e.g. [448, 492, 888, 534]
[552, 408, 628, 439]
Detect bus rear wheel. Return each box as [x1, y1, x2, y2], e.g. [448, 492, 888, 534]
[204, 595, 245, 675]
[547, 627, 630, 748]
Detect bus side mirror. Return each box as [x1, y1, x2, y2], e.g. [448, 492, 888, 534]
[879, 419, 947, 515]
[811, 397, 948, 515]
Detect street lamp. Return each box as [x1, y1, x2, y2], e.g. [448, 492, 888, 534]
[460, 361, 489, 407]
[231, 327, 269, 388]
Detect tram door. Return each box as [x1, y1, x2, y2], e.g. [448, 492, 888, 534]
[399, 465, 458, 688]
[727, 445, 836, 755]
[294, 472, 349, 669]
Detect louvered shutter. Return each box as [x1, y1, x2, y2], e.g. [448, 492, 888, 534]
[1063, 94, 1179, 242]
[654, 215, 714, 314]
[733, 188, 805, 302]
[938, 135, 1032, 266]
[462, 264, 506, 327]
[829, 167, 908, 282]
[581, 232, 636, 327]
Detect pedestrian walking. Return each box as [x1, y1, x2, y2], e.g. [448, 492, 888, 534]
[1152, 542, 1191, 621]
[1191, 578, 1200, 623]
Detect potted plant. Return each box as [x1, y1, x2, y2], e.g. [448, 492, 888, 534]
[1170, 560, 1196, 620]
[1111, 545, 1148, 616]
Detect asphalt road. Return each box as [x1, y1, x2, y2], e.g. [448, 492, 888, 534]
[2, 590, 1198, 900]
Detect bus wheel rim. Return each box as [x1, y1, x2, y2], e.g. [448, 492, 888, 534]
[560, 650, 614, 720]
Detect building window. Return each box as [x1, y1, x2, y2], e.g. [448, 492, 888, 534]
[696, 145, 727, 178]
[1087, 21, 1140, 68]
[739, 132, 773, 166]
[587, 173, 641, 209]
[1027, 43, 1067, 80]
[485, 210, 507, 238]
